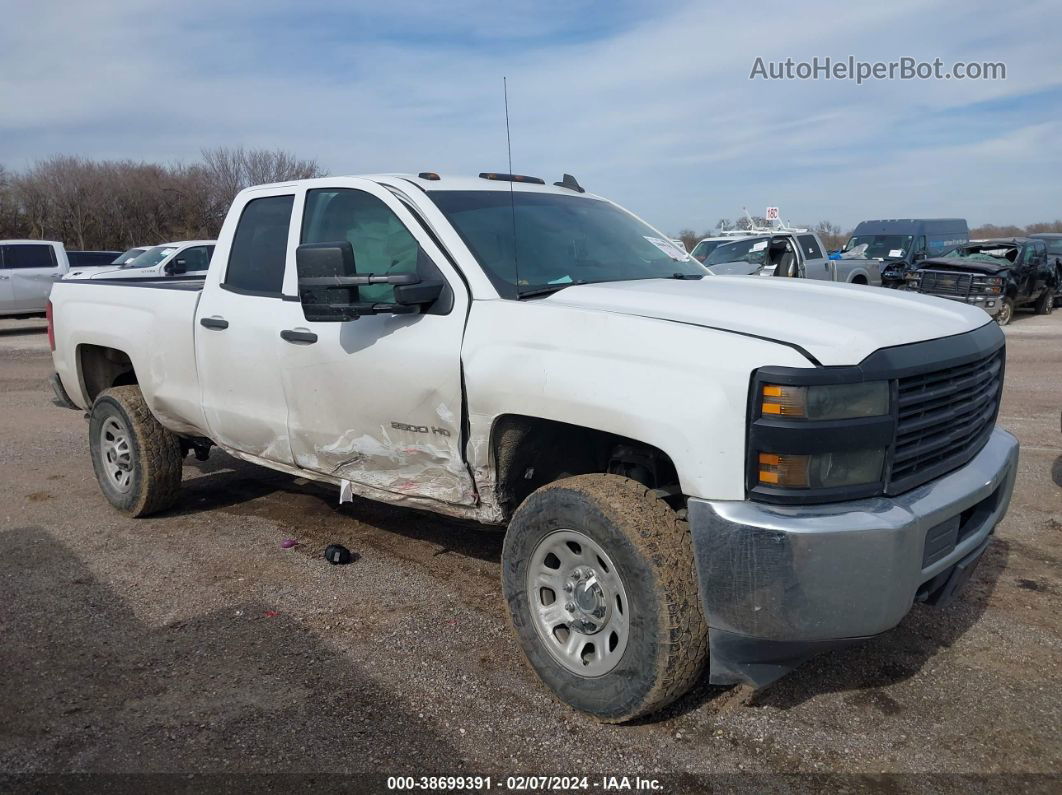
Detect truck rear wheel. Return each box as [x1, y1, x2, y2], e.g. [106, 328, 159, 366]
[89, 386, 182, 517]
[1034, 289, 1054, 315]
[502, 474, 707, 722]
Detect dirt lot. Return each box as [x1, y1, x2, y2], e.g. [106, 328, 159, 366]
[1, 311, 1059, 790]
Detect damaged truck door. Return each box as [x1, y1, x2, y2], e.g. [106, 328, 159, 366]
[275, 182, 477, 508]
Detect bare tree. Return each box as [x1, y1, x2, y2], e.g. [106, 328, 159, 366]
[813, 220, 846, 251]
[0, 148, 325, 249]
[200, 146, 323, 227]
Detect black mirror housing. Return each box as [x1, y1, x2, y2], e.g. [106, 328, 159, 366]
[295, 241, 437, 322]
[394, 280, 443, 306]
[296, 241, 355, 280]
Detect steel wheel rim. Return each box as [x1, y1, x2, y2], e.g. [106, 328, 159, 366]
[526, 529, 630, 677]
[998, 302, 1012, 325]
[99, 416, 133, 493]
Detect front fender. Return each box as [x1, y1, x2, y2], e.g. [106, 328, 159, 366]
[461, 300, 812, 501]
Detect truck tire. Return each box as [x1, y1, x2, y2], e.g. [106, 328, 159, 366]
[89, 385, 182, 517]
[1034, 289, 1054, 315]
[502, 474, 707, 722]
[996, 298, 1015, 326]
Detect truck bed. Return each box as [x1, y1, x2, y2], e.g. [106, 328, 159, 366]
[50, 278, 209, 436]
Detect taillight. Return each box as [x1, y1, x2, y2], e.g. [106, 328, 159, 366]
[46, 300, 56, 351]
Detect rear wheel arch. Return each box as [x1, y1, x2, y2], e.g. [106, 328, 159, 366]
[78, 344, 138, 404]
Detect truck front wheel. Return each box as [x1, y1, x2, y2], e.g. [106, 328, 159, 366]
[996, 297, 1015, 326]
[502, 474, 707, 722]
[89, 386, 182, 517]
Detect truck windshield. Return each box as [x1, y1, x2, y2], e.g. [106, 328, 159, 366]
[111, 247, 146, 265]
[843, 235, 912, 260]
[691, 240, 724, 262]
[125, 246, 177, 269]
[428, 190, 705, 298]
[704, 237, 769, 267]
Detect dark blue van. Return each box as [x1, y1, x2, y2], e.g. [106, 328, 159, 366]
[843, 219, 969, 288]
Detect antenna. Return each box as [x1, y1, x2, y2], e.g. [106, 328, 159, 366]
[504, 77, 520, 292]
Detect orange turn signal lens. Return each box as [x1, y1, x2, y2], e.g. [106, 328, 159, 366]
[758, 452, 810, 487]
[760, 384, 807, 418]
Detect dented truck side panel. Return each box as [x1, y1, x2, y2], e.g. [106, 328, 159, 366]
[460, 298, 813, 504]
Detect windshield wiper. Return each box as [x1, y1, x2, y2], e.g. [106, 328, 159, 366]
[667, 272, 704, 280]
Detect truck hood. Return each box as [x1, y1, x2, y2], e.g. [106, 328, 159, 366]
[542, 276, 991, 366]
[920, 257, 1009, 275]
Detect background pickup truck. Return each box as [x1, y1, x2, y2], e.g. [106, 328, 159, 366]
[64, 240, 217, 280]
[0, 239, 70, 317]
[905, 238, 1058, 325]
[49, 173, 1017, 722]
[704, 231, 881, 285]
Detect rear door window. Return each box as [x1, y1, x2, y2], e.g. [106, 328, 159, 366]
[2, 244, 56, 269]
[224, 196, 294, 294]
[797, 235, 824, 259]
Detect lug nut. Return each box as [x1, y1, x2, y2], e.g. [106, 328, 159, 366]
[565, 602, 575, 612]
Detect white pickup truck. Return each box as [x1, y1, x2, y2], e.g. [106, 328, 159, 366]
[48, 173, 1018, 722]
[64, 240, 217, 280]
[1, 239, 70, 317]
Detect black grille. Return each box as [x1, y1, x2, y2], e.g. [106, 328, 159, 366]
[888, 348, 1003, 492]
[919, 270, 973, 297]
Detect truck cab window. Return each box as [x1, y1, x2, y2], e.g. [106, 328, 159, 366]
[1, 244, 55, 269]
[301, 188, 426, 302]
[224, 195, 294, 294]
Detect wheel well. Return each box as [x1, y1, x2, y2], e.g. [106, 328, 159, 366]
[79, 344, 138, 404]
[491, 415, 681, 519]
[852, 274, 868, 285]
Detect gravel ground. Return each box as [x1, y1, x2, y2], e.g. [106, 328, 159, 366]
[0, 311, 1059, 791]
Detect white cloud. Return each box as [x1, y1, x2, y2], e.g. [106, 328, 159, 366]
[1, 0, 1059, 230]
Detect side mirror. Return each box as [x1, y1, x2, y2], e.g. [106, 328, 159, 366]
[170, 259, 188, 275]
[295, 241, 437, 322]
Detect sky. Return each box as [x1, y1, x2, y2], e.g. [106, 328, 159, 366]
[1, 0, 1060, 233]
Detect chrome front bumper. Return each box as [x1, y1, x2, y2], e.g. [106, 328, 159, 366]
[687, 427, 1019, 687]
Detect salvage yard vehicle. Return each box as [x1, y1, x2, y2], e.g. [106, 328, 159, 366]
[705, 231, 881, 284]
[0, 239, 70, 317]
[905, 238, 1058, 325]
[1028, 233, 1062, 307]
[67, 247, 149, 279]
[845, 218, 969, 288]
[691, 234, 750, 262]
[48, 173, 1018, 722]
[68, 250, 123, 268]
[64, 240, 216, 280]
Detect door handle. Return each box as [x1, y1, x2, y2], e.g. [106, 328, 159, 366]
[280, 329, 318, 344]
[200, 317, 229, 330]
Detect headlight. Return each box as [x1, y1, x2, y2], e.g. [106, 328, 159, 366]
[760, 381, 889, 420]
[749, 371, 895, 504]
[757, 449, 885, 489]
